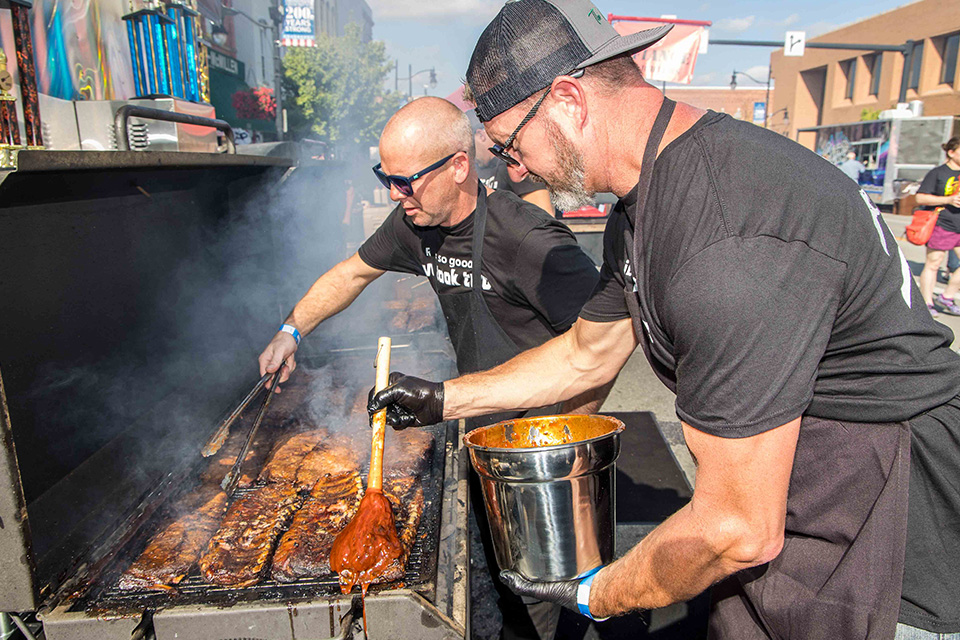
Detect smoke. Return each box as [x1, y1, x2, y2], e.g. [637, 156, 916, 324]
[7, 148, 451, 577]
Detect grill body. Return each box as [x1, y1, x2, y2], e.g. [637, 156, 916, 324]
[0, 151, 468, 639]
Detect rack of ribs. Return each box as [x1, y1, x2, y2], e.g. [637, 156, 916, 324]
[383, 476, 426, 565]
[119, 487, 229, 592]
[295, 436, 362, 491]
[271, 470, 364, 582]
[270, 437, 429, 584]
[198, 483, 302, 587]
[258, 427, 328, 485]
[384, 429, 435, 480]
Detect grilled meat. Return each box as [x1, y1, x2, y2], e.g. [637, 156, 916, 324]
[384, 429, 434, 479]
[198, 483, 302, 587]
[295, 439, 361, 491]
[119, 488, 228, 592]
[271, 471, 364, 582]
[384, 476, 425, 557]
[258, 428, 328, 484]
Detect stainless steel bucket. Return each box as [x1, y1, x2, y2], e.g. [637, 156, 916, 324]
[465, 414, 624, 581]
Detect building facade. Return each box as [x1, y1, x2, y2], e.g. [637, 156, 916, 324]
[769, 0, 960, 147]
[337, 0, 373, 42]
[665, 86, 774, 127]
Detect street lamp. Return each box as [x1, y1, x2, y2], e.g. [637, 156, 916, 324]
[770, 106, 789, 127]
[220, 3, 284, 140]
[211, 23, 229, 47]
[395, 63, 437, 97]
[731, 68, 772, 129]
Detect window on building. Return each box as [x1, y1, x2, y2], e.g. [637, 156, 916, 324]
[842, 58, 857, 100]
[909, 41, 924, 91]
[867, 53, 882, 96]
[941, 32, 959, 87]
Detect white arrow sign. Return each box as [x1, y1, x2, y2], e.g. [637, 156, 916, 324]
[785, 31, 806, 56]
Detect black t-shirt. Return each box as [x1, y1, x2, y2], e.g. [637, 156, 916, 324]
[580, 111, 960, 628]
[358, 190, 598, 351]
[918, 163, 960, 232]
[477, 158, 544, 198]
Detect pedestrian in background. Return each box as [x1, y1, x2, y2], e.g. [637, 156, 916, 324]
[838, 150, 865, 183]
[917, 137, 960, 316]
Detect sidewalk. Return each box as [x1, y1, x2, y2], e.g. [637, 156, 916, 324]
[883, 213, 960, 344]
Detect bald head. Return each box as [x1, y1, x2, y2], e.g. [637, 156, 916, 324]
[380, 97, 475, 171]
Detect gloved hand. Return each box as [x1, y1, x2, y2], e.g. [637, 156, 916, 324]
[368, 372, 444, 429]
[499, 570, 578, 611]
[500, 569, 611, 621]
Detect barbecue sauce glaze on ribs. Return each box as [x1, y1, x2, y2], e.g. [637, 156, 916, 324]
[119, 488, 229, 592]
[198, 482, 302, 587]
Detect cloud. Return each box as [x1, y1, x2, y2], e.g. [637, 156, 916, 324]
[368, 0, 501, 21]
[743, 65, 770, 82]
[712, 15, 755, 33]
[758, 13, 800, 28]
[698, 3, 710, 11]
[691, 71, 719, 85]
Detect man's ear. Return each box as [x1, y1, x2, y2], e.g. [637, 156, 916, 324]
[452, 151, 471, 184]
[549, 76, 588, 131]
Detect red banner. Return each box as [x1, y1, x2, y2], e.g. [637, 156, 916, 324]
[611, 17, 708, 85]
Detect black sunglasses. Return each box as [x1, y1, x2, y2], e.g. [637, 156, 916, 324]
[487, 69, 585, 166]
[373, 153, 456, 197]
[488, 89, 551, 167]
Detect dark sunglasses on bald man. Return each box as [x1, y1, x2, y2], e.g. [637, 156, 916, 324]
[373, 153, 456, 197]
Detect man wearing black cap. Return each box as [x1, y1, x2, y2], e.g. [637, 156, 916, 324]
[370, 2, 960, 639]
[468, 108, 555, 215]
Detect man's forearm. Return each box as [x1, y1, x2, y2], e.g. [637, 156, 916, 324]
[443, 318, 634, 420]
[915, 193, 952, 206]
[589, 502, 756, 615]
[285, 254, 381, 335]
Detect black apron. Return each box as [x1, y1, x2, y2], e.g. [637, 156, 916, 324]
[436, 184, 562, 431]
[622, 99, 910, 639]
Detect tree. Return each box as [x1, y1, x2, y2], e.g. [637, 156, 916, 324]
[282, 24, 404, 151]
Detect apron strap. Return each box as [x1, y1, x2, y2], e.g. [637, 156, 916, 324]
[471, 180, 489, 292]
[628, 97, 675, 236]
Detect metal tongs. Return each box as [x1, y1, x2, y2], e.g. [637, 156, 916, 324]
[201, 364, 286, 457]
[206, 362, 285, 496]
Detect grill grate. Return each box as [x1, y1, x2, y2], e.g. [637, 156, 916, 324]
[70, 422, 447, 613]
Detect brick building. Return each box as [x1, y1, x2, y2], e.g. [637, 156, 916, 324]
[768, 0, 960, 147]
[665, 86, 773, 126]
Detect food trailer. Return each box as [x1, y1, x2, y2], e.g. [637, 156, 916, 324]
[797, 115, 960, 206]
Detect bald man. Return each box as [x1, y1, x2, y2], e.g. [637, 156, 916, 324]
[258, 96, 603, 638]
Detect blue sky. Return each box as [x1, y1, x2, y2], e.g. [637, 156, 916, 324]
[366, 0, 917, 97]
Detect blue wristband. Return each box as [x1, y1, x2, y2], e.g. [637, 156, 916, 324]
[576, 566, 609, 621]
[279, 324, 301, 346]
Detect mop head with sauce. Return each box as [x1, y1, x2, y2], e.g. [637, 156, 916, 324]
[329, 489, 405, 593]
[329, 337, 405, 594]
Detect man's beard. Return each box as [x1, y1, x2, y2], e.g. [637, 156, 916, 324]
[527, 120, 594, 212]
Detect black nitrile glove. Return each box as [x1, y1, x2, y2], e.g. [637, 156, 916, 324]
[499, 571, 579, 612]
[368, 372, 444, 429]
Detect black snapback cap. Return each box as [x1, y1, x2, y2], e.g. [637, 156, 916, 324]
[467, 0, 672, 122]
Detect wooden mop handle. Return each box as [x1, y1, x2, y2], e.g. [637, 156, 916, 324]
[368, 337, 392, 492]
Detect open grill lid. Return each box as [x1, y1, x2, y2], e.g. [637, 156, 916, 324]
[0, 151, 301, 611]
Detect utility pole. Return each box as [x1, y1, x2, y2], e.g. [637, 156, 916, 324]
[408, 63, 412, 99]
[272, 18, 283, 140]
[395, 59, 399, 93]
[714, 39, 915, 107]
